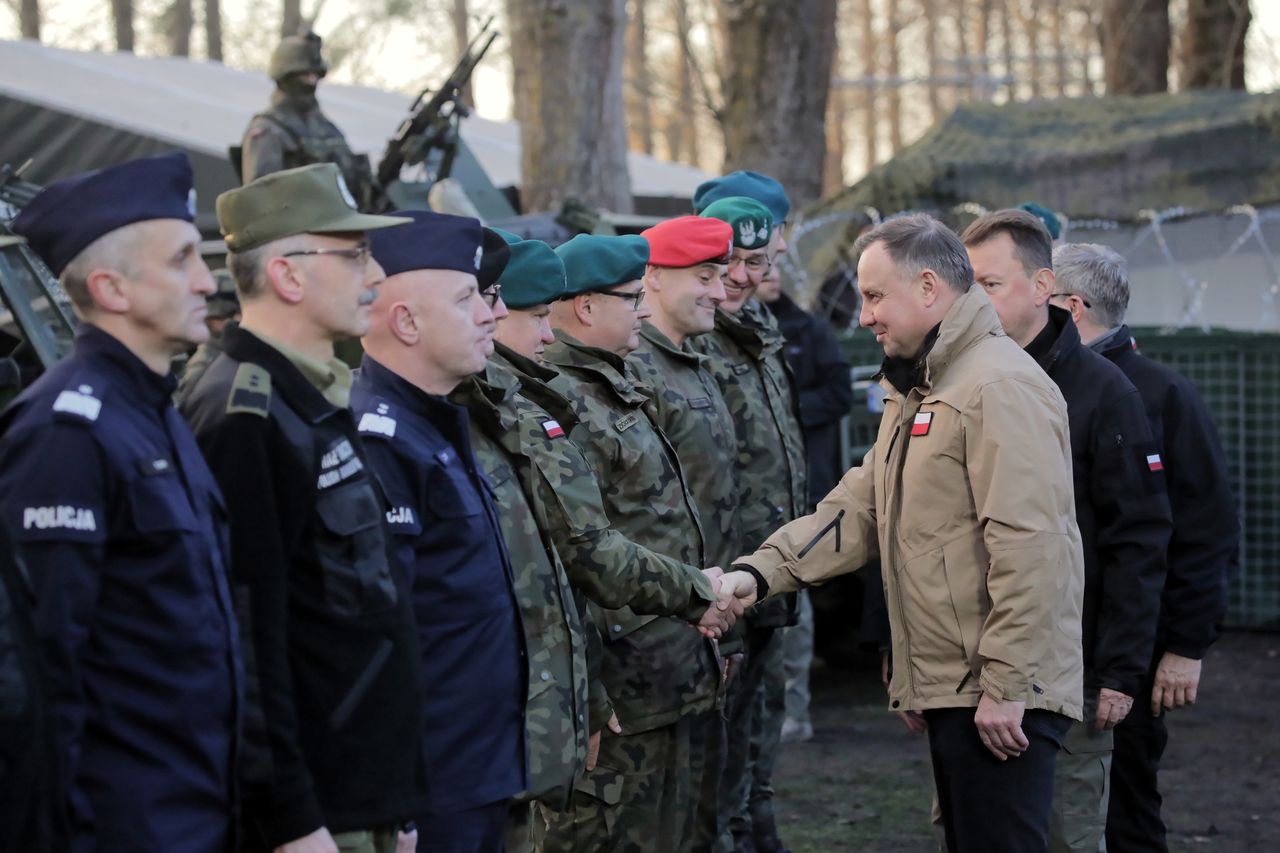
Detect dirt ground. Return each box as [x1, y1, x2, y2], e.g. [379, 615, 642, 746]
[772, 630, 1280, 852]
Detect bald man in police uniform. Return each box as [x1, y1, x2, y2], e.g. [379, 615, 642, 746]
[0, 152, 242, 852]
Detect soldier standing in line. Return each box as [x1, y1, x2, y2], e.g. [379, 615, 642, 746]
[628, 214, 743, 849]
[180, 164, 426, 853]
[531, 234, 724, 852]
[239, 32, 377, 209]
[177, 269, 241, 403]
[0, 152, 241, 852]
[448, 235, 742, 850]
[693, 190, 808, 853]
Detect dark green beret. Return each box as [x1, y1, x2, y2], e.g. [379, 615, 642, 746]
[554, 234, 649, 296]
[700, 196, 773, 250]
[693, 170, 791, 225]
[1017, 202, 1062, 240]
[499, 239, 567, 309]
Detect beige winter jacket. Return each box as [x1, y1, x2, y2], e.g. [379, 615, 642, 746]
[738, 287, 1085, 719]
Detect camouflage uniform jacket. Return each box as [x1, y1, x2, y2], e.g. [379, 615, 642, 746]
[691, 301, 807, 627]
[240, 90, 376, 208]
[627, 322, 741, 573]
[539, 333, 721, 734]
[451, 363, 588, 811]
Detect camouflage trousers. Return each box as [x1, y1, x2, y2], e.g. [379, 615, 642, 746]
[1049, 692, 1113, 853]
[331, 827, 399, 853]
[717, 625, 786, 849]
[507, 802, 534, 853]
[535, 714, 707, 853]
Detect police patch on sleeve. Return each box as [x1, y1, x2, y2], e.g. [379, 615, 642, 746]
[13, 503, 105, 543]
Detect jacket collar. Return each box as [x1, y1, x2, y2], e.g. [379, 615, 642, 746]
[451, 361, 522, 441]
[1024, 304, 1081, 377]
[73, 324, 177, 409]
[882, 286, 1007, 397]
[543, 331, 650, 407]
[639, 321, 705, 366]
[714, 301, 783, 358]
[1089, 324, 1134, 357]
[491, 343, 579, 426]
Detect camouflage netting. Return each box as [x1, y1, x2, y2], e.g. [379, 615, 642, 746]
[794, 89, 1280, 291]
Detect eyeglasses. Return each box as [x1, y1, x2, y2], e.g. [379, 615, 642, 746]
[595, 289, 646, 310]
[282, 245, 371, 264]
[481, 284, 503, 308]
[728, 254, 771, 273]
[1050, 292, 1092, 308]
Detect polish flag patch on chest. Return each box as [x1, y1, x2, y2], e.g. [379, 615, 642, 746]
[911, 411, 933, 436]
[542, 420, 565, 439]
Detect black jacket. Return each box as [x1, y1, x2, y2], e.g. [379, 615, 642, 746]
[770, 293, 854, 509]
[1094, 325, 1238, 659]
[180, 326, 426, 848]
[1026, 307, 1172, 698]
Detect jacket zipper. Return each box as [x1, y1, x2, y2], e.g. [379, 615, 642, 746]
[797, 509, 846, 559]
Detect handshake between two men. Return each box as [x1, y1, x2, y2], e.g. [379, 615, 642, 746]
[692, 568, 761, 639]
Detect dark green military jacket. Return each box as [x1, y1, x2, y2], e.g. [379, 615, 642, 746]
[539, 333, 720, 734]
[628, 322, 741, 573]
[691, 300, 807, 627]
[452, 363, 588, 811]
[240, 90, 375, 208]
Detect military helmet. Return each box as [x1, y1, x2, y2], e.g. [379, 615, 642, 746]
[206, 269, 240, 319]
[269, 32, 328, 82]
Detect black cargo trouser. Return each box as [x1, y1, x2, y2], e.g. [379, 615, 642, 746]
[1106, 668, 1170, 853]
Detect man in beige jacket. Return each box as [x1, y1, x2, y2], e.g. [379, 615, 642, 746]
[720, 213, 1085, 853]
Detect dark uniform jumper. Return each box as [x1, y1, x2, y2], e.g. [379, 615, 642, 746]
[0, 325, 242, 852]
[181, 326, 426, 849]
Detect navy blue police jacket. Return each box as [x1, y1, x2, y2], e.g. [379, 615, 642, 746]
[0, 324, 241, 852]
[1094, 325, 1239, 661]
[351, 355, 527, 815]
[179, 325, 428, 849]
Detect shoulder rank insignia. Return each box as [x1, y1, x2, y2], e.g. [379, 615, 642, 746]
[226, 362, 272, 417]
[52, 384, 102, 422]
[358, 401, 398, 438]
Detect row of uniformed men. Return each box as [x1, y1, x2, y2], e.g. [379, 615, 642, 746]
[0, 153, 809, 853]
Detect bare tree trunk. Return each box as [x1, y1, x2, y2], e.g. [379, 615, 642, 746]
[885, 1, 903, 153]
[1101, 0, 1169, 94]
[719, 0, 839, 209]
[507, 0, 633, 212]
[168, 0, 193, 56]
[206, 0, 223, 61]
[1180, 0, 1250, 90]
[976, 0, 992, 100]
[1050, 0, 1068, 96]
[859, 0, 877, 174]
[625, 0, 654, 155]
[953, 0, 970, 103]
[1020, 0, 1042, 98]
[19, 0, 40, 40]
[924, 0, 942, 123]
[112, 0, 134, 52]
[282, 0, 302, 37]
[451, 0, 475, 105]
[822, 16, 845, 197]
[1000, 0, 1016, 100]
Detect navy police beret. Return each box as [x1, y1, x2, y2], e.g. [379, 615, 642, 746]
[692, 170, 791, 226]
[370, 210, 509, 280]
[11, 151, 197, 277]
[555, 234, 649, 297]
[477, 227, 512, 289]
[499, 239, 567, 309]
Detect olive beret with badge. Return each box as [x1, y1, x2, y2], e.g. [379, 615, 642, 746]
[642, 216, 733, 268]
[555, 234, 649, 297]
[692, 170, 791, 226]
[700, 197, 773, 250]
[368, 210, 509, 280]
[498, 239, 566, 309]
[217, 163, 408, 253]
[11, 151, 198, 276]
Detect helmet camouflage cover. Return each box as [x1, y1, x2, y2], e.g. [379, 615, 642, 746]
[269, 31, 328, 82]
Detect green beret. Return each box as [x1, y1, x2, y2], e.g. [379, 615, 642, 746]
[499, 239, 567, 309]
[700, 196, 773, 250]
[693, 171, 791, 225]
[554, 234, 649, 296]
[1017, 202, 1062, 240]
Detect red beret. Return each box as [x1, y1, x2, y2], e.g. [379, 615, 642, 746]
[642, 216, 734, 268]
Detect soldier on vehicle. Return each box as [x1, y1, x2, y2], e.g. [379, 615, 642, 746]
[239, 32, 377, 209]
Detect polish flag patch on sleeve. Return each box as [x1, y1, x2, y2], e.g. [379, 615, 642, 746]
[911, 411, 933, 436]
[1146, 453, 1164, 472]
[542, 420, 565, 439]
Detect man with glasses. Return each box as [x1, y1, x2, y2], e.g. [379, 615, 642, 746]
[180, 163, 427, 853]
[537, 234, 724, 851]
[693, 192, 808, 853]
[962, 209, 1171, 853]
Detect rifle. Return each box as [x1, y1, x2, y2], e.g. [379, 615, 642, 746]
[0, 160, 42, 217]
[372, 16, 498, 212]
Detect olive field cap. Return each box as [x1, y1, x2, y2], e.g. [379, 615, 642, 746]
[555, 234, 649, 296]
[216, 163, 408, 253]
[499, 239, 567, 309]
[368, 210, 509, 280]
[642, 216, 733, 268]
[700, 196, 773, 250]
[12, 151, 197, 276]
[692, 170, 791, 225]
[269, 32, 328, 81]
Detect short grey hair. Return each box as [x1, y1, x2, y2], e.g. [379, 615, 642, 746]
[852, 213, 973, 293]
[226, 234, 307, 300]
[59, 225, 142, 311]
[1052, 242, 1130, 327]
